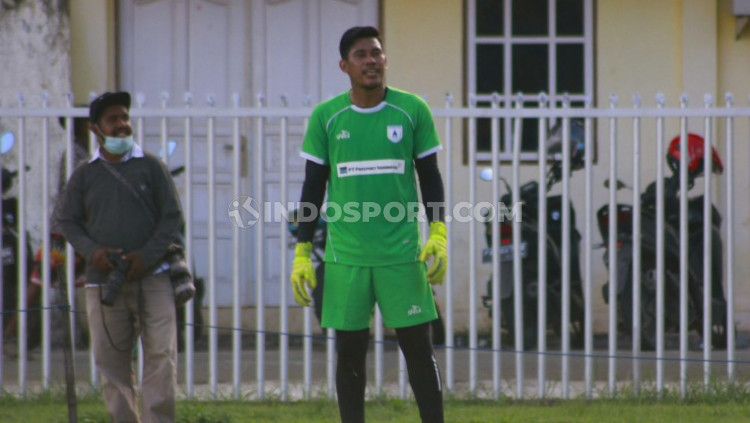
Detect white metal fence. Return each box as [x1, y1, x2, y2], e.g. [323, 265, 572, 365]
[0, 92, 748, 400]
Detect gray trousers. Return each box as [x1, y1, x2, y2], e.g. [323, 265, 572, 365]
[86, 273, 176, 423]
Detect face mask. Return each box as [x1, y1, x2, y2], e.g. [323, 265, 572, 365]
[103, 135, 134, 155]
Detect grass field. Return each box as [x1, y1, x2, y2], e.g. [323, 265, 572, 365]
[1, 395, 749, 422]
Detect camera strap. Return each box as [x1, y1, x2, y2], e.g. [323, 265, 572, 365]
[99, 160, 157, 226]
[101, 159, 193, 298]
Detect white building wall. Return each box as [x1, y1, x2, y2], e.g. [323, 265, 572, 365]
[0, 0, 72, 246]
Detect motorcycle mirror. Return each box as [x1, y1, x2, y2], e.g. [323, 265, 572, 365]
[479, 168, 493, 181]
[169, 165, 185, 177]
[0, 132, 15, 155]
[546, 119, 585, 160]
[159, 140, 178, 158]
[603, 178, 629, 190]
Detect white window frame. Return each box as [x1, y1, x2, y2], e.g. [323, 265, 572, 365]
[467, 0, 594, 161]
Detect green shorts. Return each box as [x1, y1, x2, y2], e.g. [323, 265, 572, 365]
[321, 261, 438, 330]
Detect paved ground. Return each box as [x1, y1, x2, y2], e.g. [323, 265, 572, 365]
[2, 335, 749, 399]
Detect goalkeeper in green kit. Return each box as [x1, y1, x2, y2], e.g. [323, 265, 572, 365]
[291, 26, 446, 423]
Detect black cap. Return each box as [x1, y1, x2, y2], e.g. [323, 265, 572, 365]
[89, 92, 131, 123]
[339, 26, 381, 59]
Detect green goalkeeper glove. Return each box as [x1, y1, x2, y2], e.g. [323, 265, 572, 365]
[291, 242, 317, 307]
[419, 221, 448, 285]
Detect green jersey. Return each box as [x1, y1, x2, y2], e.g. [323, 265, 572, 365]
[301, 87, 442, 266]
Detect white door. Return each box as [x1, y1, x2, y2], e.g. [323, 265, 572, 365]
[119, 0, 250, 306]
[249, 0, 378, 305]
[119, 0, 378, 306]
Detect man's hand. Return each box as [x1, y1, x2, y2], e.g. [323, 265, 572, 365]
[123, 251, 147, 282]
[419, 221, 448, 285]
[291, 242, 317, 307]
[90, 247, 120, 273]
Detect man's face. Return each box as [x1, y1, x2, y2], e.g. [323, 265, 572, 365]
[340, 37, 387, 90]
[91, 105, 132, 141]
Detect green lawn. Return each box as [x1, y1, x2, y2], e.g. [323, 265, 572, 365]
[0, 397, 749, 423]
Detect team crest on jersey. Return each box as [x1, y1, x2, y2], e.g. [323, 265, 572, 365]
[387, 125, 403, 143]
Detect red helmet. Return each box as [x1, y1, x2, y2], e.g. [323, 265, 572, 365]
[666, 133, 723, 177]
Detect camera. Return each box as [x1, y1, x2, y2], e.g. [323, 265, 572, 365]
[166, 245, 195, 306]
[100, 253, 129, 306]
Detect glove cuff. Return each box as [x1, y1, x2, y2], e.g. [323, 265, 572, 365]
[429, 221, 447, 239]
[295, 242, 314, 258]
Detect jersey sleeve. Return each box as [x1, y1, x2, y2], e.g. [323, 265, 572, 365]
[413, 98, 442, 159]
[301, 106, 329, 165]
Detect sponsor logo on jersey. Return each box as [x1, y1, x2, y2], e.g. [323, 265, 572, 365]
[407, 305, 422, 316]
[336, 159, 405, 178]
[336, 129, 350, 140]
[387, 125, 403, 143]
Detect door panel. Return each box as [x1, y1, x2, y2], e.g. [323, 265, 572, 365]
[264, 1, 307, 107]
[319, 0, 379, 98]
[252, 0, 378, 305]
[120, 0, 377, 306]
[119, 0, 249, 307]
[189, 0, 230, 107]
[130, 0, 187, 102]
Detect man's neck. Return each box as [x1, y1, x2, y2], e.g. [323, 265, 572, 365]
[350, 86, 387, 108]
[99, 147, 124, 163]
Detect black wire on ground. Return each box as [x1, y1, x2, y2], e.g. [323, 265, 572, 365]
[2, 306, 748, 367]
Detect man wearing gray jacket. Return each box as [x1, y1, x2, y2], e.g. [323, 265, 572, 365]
[55, 91, 184, 423]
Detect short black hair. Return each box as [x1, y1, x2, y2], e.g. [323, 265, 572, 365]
[89, 91, 131, 123]
[339, 26, 381, 60]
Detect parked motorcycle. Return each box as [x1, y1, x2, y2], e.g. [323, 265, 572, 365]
[23, 234, 87, 349]
[597, 133, 727, 350]
[1, 135, 35, 345]
[480, 119, 586, 350]
[287, 209, 446, 345]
